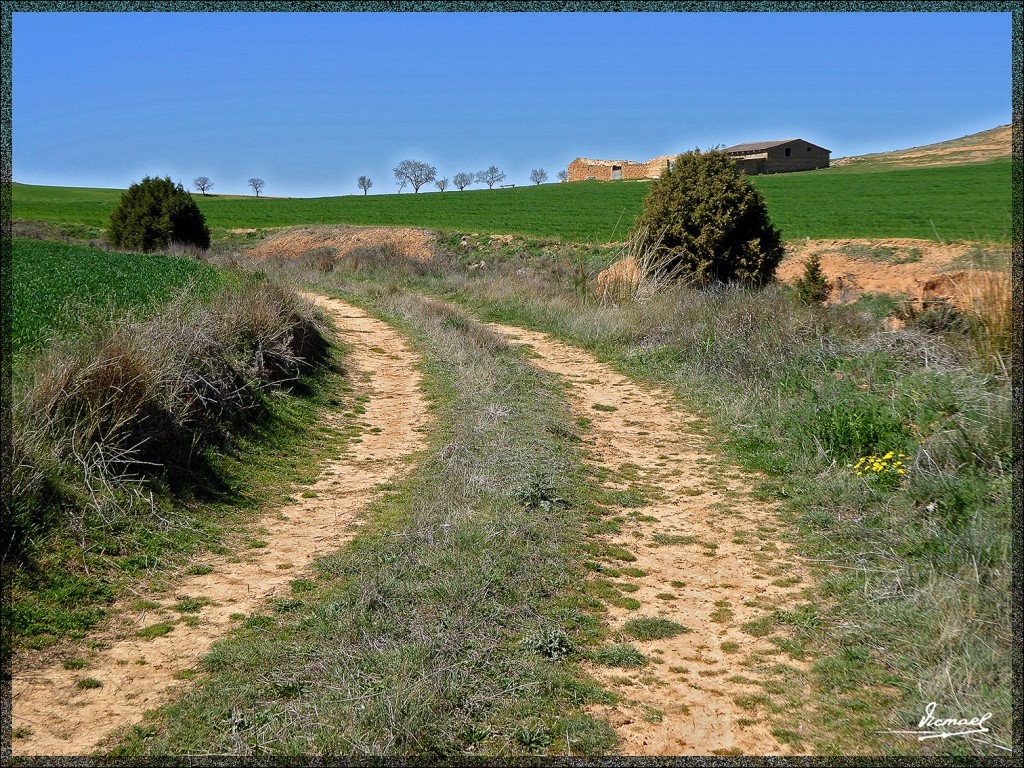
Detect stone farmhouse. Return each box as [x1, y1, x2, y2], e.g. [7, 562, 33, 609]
[567, 139, 830, 181]
[722, 139, 830, 174]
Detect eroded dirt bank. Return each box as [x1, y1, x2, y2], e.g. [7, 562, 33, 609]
[239, 225, 435, 263]
[487, 322, 811, 757]
[597, 237, 1007, 309]
[12, 295, 430, 757]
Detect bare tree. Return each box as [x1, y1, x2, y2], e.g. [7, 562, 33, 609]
[476, 165, 506, 190]
[357, 175, 373, 195]
[396, 178, 408, 194]
[193, 176, 213, 196]
[393, 159, 437, 193]
[434, 177, 450, 192]
[453, 172, 475, 191]
[529, 168, 548, 185]
[248, 178, 265, 197]
[557, 169, 568, 182]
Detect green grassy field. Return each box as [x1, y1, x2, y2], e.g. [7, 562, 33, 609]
[11, 238, 228, 354]
[12, 157, 1011, 244]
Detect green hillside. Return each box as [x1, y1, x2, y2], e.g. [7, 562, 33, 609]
[12, 157, 1011, 244]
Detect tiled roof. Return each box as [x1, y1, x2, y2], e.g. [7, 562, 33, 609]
[723, 140, 798, 153]
[723, 139, 831, 153]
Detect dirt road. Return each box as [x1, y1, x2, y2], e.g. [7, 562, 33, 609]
[11, 295, 430, 757]
[13, 295, 813, 757]
[487, 322, 811, 756]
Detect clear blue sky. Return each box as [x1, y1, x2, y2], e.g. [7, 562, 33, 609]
[12, 10, 1012, 197]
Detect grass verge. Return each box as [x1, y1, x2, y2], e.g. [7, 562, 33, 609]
[4, 279, 343, 668]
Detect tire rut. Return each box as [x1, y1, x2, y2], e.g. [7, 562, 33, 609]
[12, 295, 430, 757]
[486, 322, 811, 757]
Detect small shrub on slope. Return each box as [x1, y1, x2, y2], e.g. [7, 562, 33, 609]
[795, 252, 831, 305]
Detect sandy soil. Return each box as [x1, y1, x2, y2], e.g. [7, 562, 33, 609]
[11, 295, 430, 757]
[487, 323, 811, 757]
[598, 237, 1007, 311]
[778, 238, 1008, 309]
[240, 225, 435, 263]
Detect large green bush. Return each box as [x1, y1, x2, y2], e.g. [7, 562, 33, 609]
[108, 176, 211, 252]
[631, 149, 784, 286]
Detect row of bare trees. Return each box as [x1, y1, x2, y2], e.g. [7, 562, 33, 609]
[193, 177, 265, 197]
[193, 165, 567, 200]
[391, 161, 511, 194]
[357, 161, 557, 195]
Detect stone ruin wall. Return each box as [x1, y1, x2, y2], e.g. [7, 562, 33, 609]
[568, 154, 682, 182]
[568, 157, 670, 182]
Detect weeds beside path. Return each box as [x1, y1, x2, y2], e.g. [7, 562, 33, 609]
[12, 296, 430, 757]
[485, 322, 813, 756]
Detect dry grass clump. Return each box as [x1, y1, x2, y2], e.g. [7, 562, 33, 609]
[295, 246, 339, 273]
[594, 224, 681, 305]
[7, 282, 328, 560]
[959, 268, 1012, 375]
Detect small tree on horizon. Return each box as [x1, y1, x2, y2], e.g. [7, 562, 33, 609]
[434, 177, 450, 192]
[529, 168, 548, 185]
[393, 159, 436, 193]
[357, 175, 373, 195]
[476, 165, 506, 190]
[248, 178, 265, 197]
[193, 176, 213, 196]
[396, 178, 407, 194]
[453, 172, 474, 191]
[557, 169, 568, 182]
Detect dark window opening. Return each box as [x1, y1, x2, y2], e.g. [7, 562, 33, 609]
[785, 147, 791, 157]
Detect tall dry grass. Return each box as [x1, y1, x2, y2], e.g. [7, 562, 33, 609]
[960, 268, 1013, 376]
[6, 281, 328, 564]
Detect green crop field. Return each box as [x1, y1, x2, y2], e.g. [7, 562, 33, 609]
[11, 157, 1010, 244]
[11, 238, 228, 354]
[751, 158, 1011, 242]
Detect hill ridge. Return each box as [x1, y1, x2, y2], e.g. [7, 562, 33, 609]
[831, 124, 1010, 168]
